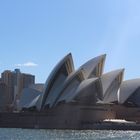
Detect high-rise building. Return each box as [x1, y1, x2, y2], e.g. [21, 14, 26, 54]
[1, 69, 35, 108]
[1, 70, 15, 104]
[0, 82, 11, 111]
[15, 72, 35, 100]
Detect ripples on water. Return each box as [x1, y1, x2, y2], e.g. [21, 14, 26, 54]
[0, 128, 139, 140]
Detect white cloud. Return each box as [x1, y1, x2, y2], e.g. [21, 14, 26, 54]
[15, 62, 38, 67]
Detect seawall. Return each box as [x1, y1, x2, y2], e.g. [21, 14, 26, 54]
[0, 112, 140, 130]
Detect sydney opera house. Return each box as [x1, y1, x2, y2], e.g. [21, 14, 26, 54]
[1, 53, 140, 129]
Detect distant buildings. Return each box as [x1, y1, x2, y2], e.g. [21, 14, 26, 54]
[0, 82, 10, 111]
[0, 69, 35, 110]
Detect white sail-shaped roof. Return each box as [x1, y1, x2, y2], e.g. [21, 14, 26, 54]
[23, 95, 41, 109]
[118, 79, 140, 104]
[46, 70, 85, 107]
[78, 54, 106, 79]
[52, 54, 105, 106]
[70, 78, 103, 103]
[101, 69, 124, 103]
[54, 70, 85, 106]
[40, 53, 74, 109]
[18, 88, 42, 110]
[55, 77, 102, 105]
[41, 54, 105, 108]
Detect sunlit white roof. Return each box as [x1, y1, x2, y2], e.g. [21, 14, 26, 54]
[53, 54, 105, 105]
[54, 70, 85, 105]
[40, 53, 74, 109]
[71, 78, 103, 102]
[18, 88, 42, 110]
[78, 54, 106, 78]
[101, 69, 124, 103]
[101, 69, 124, 94]
[23, 95, 41, 108]
[40, 54, 106, 108]
[118, 79, 140, 104]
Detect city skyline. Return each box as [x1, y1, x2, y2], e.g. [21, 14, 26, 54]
[0, 0, 140, 83]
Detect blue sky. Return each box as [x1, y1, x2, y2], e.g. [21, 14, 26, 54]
[0, 0, 140, 83]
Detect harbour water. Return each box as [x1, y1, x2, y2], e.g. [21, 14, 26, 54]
[0, 128, 140, 140]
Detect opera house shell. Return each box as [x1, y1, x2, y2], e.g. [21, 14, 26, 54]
[101, 69, 124, 103]
[16, 53, 140, 128]
[118, 79, 140, 106]
[19, 53, 106, 110]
